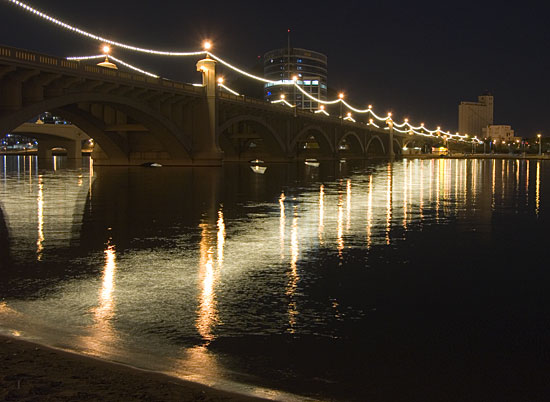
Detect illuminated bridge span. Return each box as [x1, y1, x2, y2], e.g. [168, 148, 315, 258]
[0, 45, 424, 166]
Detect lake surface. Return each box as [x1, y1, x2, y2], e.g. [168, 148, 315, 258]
[0, 155, 549, 401]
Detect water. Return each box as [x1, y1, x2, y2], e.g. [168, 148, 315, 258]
[0, 155, 549, 401]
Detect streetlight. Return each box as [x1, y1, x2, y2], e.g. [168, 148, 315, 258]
[338, 93, 344, 121]
[537, 133, 542, 155]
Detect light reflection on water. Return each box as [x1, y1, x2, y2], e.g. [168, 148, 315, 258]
[0, 155, 548, 401]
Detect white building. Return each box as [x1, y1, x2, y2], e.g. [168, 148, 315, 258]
[482, 125, 519, 143]
[458, 92, 494, 137]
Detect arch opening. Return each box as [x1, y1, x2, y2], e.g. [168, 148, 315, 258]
[0, 93, 193, 166]
[338, 132, 364, 158]
[292, 126, 333, 160]
[366, 135, 386, 156]
[219, 116, 286, 162]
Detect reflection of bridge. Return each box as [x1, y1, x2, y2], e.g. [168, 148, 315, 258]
[0, 45, 430, 166]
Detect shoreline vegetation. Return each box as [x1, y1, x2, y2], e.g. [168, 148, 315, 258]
[0, 335, 268, 402]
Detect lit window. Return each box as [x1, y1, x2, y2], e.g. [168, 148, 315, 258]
[312, 80, 319, 85]
[297, 59, 302, 63]
[304, 80, 311, 85]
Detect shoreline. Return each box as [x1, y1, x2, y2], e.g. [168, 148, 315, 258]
[0, 334, 269, 401]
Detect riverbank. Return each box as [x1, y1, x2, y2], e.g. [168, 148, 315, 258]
[0, 335, 267, 402]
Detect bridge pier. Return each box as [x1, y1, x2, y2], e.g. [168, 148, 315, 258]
[195, 57, 223, 166]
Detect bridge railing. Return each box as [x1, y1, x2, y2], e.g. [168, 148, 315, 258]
[0, 45, 203, 95]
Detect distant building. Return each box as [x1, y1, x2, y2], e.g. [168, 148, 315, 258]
[482, 125, 519, 143]
[264, 47, 327, 111]
[458, 92, 494, 137]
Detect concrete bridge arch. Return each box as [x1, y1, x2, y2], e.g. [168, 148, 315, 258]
[291, 125, 334, 158]
[365, 135, 386, 155]
[0, 92, 193, 165]
[217, 115, 287, 161]
[338, 131, 364, 156]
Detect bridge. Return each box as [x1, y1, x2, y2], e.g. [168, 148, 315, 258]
[13, 122, 89, 160]
[0, 45, 428, 166]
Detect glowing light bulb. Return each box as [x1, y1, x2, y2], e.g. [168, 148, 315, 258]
[280, 94, 285, 99]
[320, 105, 325, 110]
[338, 93, 344, 99]
[217, 77, 224, 84]
[347, 112, 351, 117]
[203, 40, 212, 51]
[102, 45, 110, 54]
[292, 75, 298, 81]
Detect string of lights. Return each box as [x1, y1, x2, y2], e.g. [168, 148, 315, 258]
[66, 54, 159, 78]
[6, 0, 205, 56]
[7, 0, 482, 143]
[218, 83, 240, 96]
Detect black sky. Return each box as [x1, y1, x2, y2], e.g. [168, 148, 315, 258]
[0, 0, 548, 137]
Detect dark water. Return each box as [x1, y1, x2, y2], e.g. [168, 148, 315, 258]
[0, 155, 549, 401]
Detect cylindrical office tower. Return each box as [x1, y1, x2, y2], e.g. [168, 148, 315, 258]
[264, 47, 327, 111]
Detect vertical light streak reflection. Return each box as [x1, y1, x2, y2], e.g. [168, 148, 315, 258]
[94, 240, 117, 325]
[279, 192, 286, 259]
[403, 160, 408, 229]
[516, 160, 520, 194]
[196, 221, 217, 343]
[453, 159, 462, 216]
[491, 159, 496, 209]
[28, 156, 32, 185]
[286, 206, 299, 333]
[536, 161, 540, 216]
[419, 160, 424, 221]
[385, 164, 392, 245]
[408, 159, 413, 224]
[526, 161, 530, 208]
[53, 155, 57, 171]
[318, 185, 324, 245]
[436, 159, 442, 221]
[429, 159, 434, 208]
[89, 157, 94, 201]
[36, 175, 44, 261]
[366, 175, 373, 248]
[346, 179, 351, 231]
[217, 208, 225, 266]
[501, 160, 506, 198]
[472, 159, 477, 203]
[337, 184, 344, 256]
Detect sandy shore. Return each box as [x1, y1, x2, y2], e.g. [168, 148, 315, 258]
[0, 335, 268, 401]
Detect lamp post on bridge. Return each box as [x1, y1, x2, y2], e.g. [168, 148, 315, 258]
[338, 93, 344, 124]
[537, 133, 542, 155]
[194, 40, 223, 165]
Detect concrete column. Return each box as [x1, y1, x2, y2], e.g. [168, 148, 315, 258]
[37, 142, 53, 160]
[65, 140, 82, 160]
[194, 57, 223, 166]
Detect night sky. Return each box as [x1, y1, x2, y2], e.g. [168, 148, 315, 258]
[0, 0, 547, 137]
